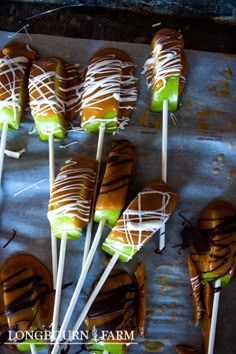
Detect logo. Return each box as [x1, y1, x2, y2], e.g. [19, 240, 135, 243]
[6, 327, 137, 346]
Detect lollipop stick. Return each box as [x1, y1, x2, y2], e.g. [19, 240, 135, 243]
[82, 123, 105, 267]
[49, 133, 55, 191]
[207, 278, 221, 354]
[50, 217, 107, 354]
[51, 231, 67, 336]
[159, 99, 168, 250]
[0, 121, 8, 183]
[49, 132, 57, 287]
[72, 252, 119, 333]
[30, 343, 38, 354]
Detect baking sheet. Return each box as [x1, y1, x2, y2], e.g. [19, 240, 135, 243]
[0, 30, 236, 354]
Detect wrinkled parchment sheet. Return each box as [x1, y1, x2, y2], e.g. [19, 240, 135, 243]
[0, 31, 236, 354]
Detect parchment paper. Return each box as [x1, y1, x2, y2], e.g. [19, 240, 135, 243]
[0, 30, 235, 354]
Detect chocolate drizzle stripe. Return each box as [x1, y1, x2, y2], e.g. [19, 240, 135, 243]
[108, 157, 135, 167]
[3, 275, 41, 292]
[0, 268, 27, 285]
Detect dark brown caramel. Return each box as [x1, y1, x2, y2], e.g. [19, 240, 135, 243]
[188, 200, 236, 353]
[95, 139, 136, 211]
[0, 253, 53, 348]
[84, 264, 146, 342]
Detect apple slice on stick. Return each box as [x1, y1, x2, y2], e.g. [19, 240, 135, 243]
[28, 57, 81, 287]
[0, 41, 38, 183]
[143, 28, 187, 250]
[48, 155, 98, 336]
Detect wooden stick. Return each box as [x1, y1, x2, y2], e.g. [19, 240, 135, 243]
[0, 122, 8, 183]
[159, 99, 168, 250]
[207, 278, 221, 354]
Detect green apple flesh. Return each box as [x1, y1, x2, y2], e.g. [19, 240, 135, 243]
[151, 75, 180, 112]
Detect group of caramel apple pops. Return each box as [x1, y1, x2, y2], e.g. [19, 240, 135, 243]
[0, 28, 235, 354]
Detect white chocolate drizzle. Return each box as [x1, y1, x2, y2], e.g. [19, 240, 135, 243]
[48, 158, 97, 235]
[29, 58, 81, 135]
[106, 188, 175, 260]
[143, 30, 184, 93]
[29, 62, 66, 119]
[0, 55, 30, 125]
[81, 54, 137, 131]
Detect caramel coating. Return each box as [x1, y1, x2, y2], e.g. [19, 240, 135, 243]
[48, 156, 99, 236]
[145, 28, 187, 96]
[0, 41, 38, 125]
[192, 200, 236, 280]
[29, 57, 80, 122]
[1, 41, 38, 62]
[0, 254, 53, 348]
[81, 48, 137, 131]
[108, 178, 178, 247]
[188, 200, 236, 353]
[95, 139, 136, 211]
[85, 263, 146, 342]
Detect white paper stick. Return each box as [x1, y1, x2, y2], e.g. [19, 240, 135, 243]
[72, 252, 119, 333]
[49, 132, 57, 287]
[82, 123, 105, 267]
[0, 122, 8, 183]
[51, 231, 57, 289]
[49, 133, 55, 191]
[96, 123, 105, 162]
[50, 217, 107, 354]
[51, 231, 67, 336]
[161, 99, 168, 183]
[159, 99, 168, 250]
[207, 278, 221, 354]
[30, 343, 38, 354]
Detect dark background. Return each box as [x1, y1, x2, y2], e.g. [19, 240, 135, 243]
[1, 0, 236, 53]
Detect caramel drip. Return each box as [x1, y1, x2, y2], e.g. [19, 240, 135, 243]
[106, 179, 177, 260]
[143, 28, 186, 95]
[48, 156, 98, 235]
[95, 139, 136, 210]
